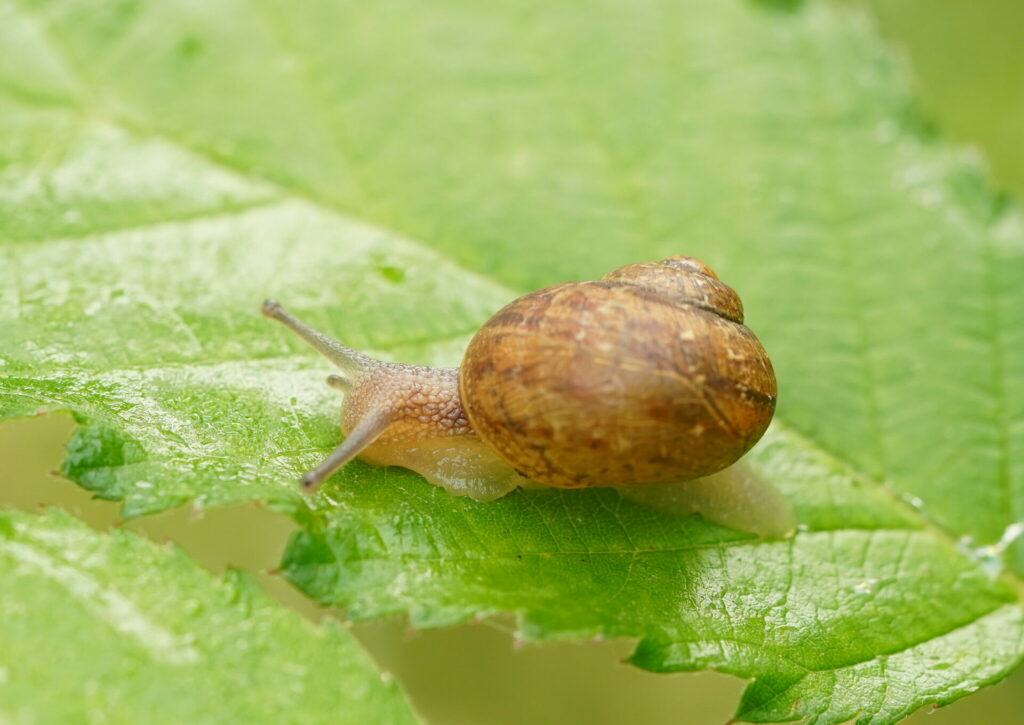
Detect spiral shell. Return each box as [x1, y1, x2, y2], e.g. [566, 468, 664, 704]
[458, 256, 776, 488]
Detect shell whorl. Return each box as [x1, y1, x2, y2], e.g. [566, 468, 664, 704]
[600, 255, 744, 323]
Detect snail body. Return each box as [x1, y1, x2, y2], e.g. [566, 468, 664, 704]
[263, 256, 791, 535]
[330, 362, 523, 500]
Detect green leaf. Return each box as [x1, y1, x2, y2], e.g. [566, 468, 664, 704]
[1, 1, 1023, 723]
[0, 508, 417, 724]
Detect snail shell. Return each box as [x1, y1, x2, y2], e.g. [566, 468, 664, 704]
[460, 256, 776, 488]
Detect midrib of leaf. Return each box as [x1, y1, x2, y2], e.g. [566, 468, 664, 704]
[6, 197, 283, 246]
[6, 333, 481, 378]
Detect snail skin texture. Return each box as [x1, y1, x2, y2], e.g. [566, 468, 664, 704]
[263, 256, 795, 537]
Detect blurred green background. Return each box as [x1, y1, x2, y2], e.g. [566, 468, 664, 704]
[2, 1, 1023, 723]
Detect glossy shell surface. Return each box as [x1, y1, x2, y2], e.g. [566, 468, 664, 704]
[458, 259, 776, 488]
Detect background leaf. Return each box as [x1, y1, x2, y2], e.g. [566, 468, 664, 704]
[0, 507, 417, 724]
[2, 0, 1023, 722]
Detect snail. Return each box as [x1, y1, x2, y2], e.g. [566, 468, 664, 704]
[263, 256, 794, 537]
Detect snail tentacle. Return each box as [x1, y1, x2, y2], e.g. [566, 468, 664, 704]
[262, 299, 376, 378]
[299, 409, 392, 492]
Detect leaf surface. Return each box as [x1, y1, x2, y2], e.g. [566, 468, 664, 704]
[0, 508, 417, 724]
[1, 1, 1023, 722]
